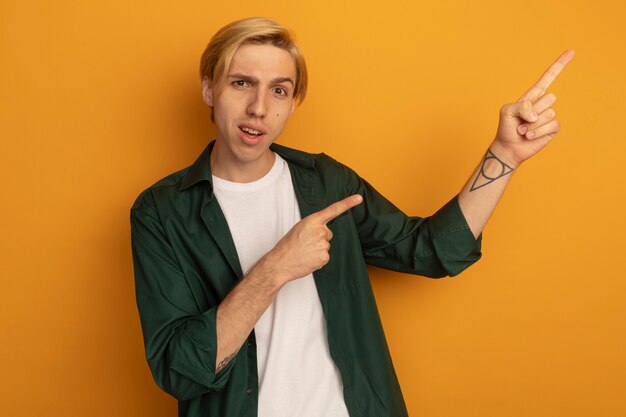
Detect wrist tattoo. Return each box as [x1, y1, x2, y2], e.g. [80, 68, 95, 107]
[216, 348, 240, 374]
[470, 149, 514, 192]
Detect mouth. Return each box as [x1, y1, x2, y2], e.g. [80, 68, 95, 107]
[238, 124, 267, 145]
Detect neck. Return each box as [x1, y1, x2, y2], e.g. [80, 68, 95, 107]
[210, 142, 276, 183]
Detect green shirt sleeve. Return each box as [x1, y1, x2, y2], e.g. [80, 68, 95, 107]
[130, 189, 237, 401]
[342, 164, 482, 277]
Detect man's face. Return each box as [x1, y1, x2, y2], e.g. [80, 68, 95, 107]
[203, 43, 297, 181]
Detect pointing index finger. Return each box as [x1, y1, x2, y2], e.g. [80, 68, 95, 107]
[518, 49, 576, 103]
[315, 194, 363, 224]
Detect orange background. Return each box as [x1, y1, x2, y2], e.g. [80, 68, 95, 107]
[2, 1, 625, 416]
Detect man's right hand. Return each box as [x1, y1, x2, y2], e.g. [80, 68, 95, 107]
[214, 194, 362, 373]
[263, 194, 363, 284]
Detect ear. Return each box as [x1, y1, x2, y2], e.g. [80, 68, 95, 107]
[289, 98, 296, 116]
[201, 76, 214, 107]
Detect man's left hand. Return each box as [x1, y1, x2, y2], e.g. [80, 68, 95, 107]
[491, 49, 576, 168]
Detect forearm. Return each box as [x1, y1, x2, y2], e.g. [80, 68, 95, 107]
[457, 50, 575, 238]
[458, 141, 517, 239]
[215, 255, 285, 373]
[214, 194, 361, 373]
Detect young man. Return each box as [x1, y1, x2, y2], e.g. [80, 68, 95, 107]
[130, 17, 574, 417]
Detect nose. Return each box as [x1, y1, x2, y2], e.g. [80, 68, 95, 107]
[247, 88, 267, 118]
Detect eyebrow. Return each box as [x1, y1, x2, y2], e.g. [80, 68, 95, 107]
[227, 73, 295, 87]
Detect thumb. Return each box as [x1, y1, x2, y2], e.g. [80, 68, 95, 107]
[506, 100, 538, 123]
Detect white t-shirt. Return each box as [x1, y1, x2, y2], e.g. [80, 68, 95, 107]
[212, 153, 350, 417]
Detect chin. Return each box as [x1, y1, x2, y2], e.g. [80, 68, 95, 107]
[234, 143, 272, 163]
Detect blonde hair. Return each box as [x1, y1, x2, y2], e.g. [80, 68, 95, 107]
[199, 17, 308, 117]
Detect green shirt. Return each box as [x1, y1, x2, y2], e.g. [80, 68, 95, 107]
[130, 141, 482, 417]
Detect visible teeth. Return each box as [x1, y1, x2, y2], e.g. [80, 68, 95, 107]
[242, 127, 262, 135]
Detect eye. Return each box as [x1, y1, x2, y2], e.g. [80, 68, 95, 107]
[273, 87, 288, 96]
[232, 80, 249, 88]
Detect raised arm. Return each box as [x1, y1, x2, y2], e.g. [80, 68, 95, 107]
[458, 49, 576, 238]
